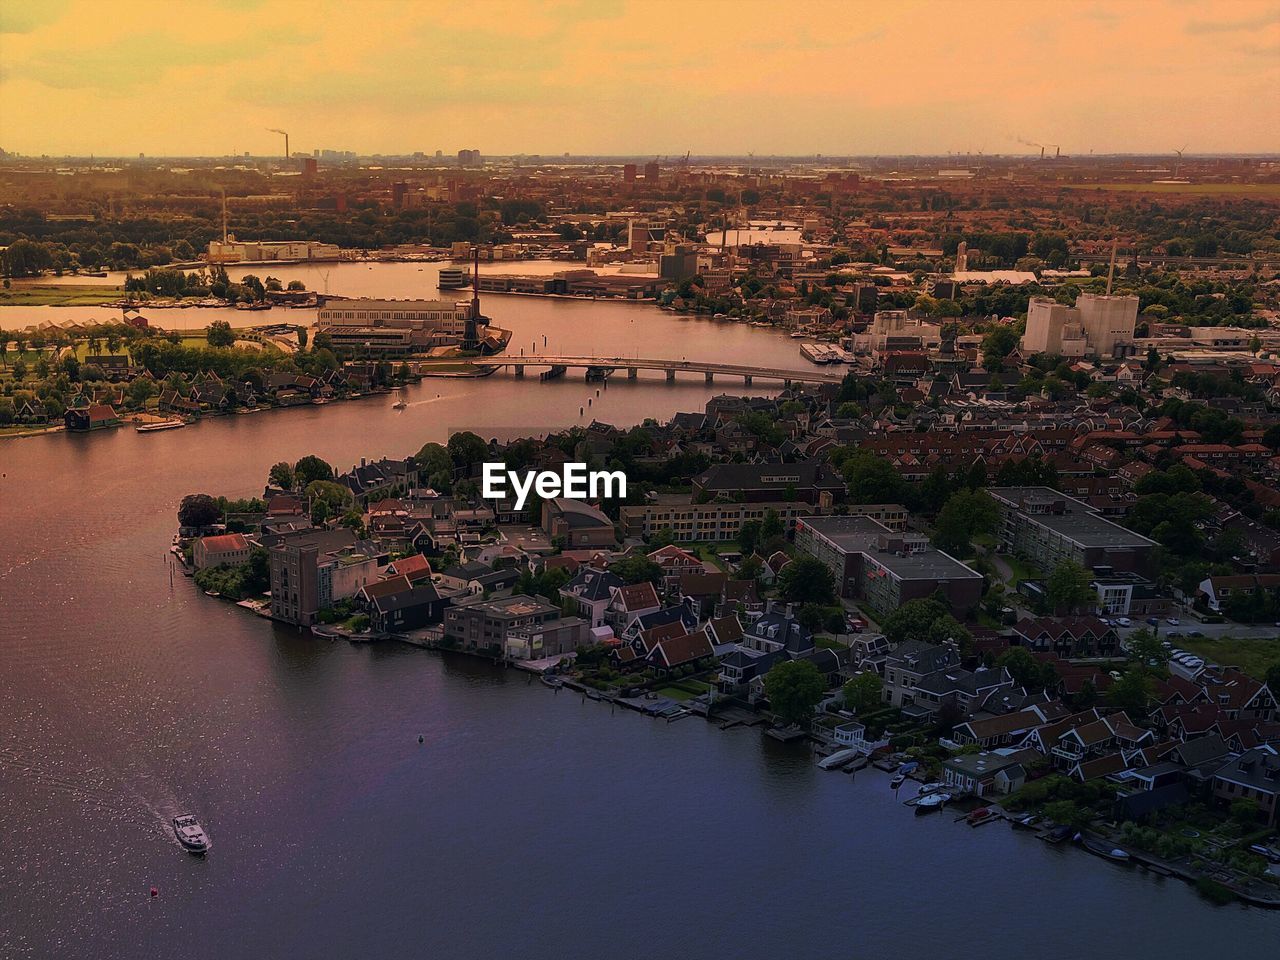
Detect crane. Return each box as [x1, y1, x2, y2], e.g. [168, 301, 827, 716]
[267, 128, 289, 160]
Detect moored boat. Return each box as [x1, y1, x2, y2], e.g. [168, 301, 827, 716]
[818, 747, 861, 770]
[136, 418, 187, 433]
[914, 792, 950, 815]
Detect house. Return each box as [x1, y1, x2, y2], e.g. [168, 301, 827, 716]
[942, 751, 1030, 798]
[1011, 617, 1120, 659]
[648, 544, 703, 590]
[741, 607, 814, 657]
[381, 554, 432, 583]
[444, 594, 579, 657]
[64, 403, 120, 432]
[607, 581, 662, 635]
[1197, 574, 1280, 613]
[191, 532, 250, 571]
[909, 667, 1015, 720]
[678, 571, 728, 618]
[1211, 745, 1280, 826]
[559, 567, 625, 627]
[361, 577, 451, 633]
[647, 629, 715, 674]
[951, 708, 1051, 750]
[882, 639, 960, 708]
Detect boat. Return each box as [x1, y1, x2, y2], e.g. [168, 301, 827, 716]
[1012, 813, 1042, 830]
[889, 773, 907, 789]
[1043, 824, 1075, 844]
[136, 418, 187, 433]
[967, 807, 996, 827]
[541, 675, 564, 689]
[172, 814, 209, 854]
[1080, 836, 1131, 862]
[818, 747, 861, 771]
[392, 400, 407, 410]
[914, 793, 950, 815]
[916, 781, 945, 795]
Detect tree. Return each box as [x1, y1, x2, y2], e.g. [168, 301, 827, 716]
[305, 480, 354, 514]
[206, 320, 235, 348]
[932, 489, 998, 555]
[292, 455, 334, 488]
[447, 430, 488, 467]
[1267, 663, 1280, 699]
[763, 659, 825, 726]
[178, 493, 221, 529]
[297, 327, 309, 350]
[760, 508, 784, 542]
[608, 555, 663, 586]
[777, 555, 835, 605]
[841, 450, 909, 505]
[738, 519, 762, 556]
[1126, 628, 1167, 667]
[414, 442, 454, 490]
[1046, 561, 1094, 615]
[268, 461, 294, 490]
[842, 672, 882, 713]
[981, 326, 1019, 371]
[1107, 669, 1152, 716]
[998, 647, 1056, 691]
[881, 597, 950, 644]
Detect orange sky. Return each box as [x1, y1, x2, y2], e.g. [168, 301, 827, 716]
[1, 0, 1277, 157]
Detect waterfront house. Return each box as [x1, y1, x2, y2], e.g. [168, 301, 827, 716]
[1211, 745, 1280, 826]
[882, 639, 961, 708]
[361, 577, 451, 633]
[193, 532, 251, 571]
[647, 629, 715, 675]
[64, 403, 120, 432]
[942, 751, 1030, 798]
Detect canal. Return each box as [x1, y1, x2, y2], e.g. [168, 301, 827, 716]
[1, 270, 1277, 957]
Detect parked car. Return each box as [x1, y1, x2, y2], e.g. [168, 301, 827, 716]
[1116, 617, 1132, 627]
[1146, 617, 1160, 627]
[1166, 617, 1181, 626]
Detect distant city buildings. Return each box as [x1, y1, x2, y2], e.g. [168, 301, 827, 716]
[457, 148, 481, 167]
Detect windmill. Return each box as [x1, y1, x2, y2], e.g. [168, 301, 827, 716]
[1173, 145, 1188, 179]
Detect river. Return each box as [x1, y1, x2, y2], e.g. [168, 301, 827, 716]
[1, 266, 1277, 958]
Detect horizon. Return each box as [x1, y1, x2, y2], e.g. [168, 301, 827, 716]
[2, 0, 1278, 158]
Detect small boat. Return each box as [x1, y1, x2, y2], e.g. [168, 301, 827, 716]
[889, 773, 907, 790]
[916, 782, 945, 795]
[1012, 813, 1042, 830]
[203, 590, 220, 597]
[541, 675, 564, 689]
[818, 747, 861, 771]
[172, 814, 209, 854]
[914, 793, 950, 815]
[136, 418, 186, 433]
[392, 400, 407, 410]
[1043, 824, 1074, 844]
[967, 807, 996, 826]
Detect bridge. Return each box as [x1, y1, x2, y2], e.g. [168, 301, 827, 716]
[408, 354, 847, 387]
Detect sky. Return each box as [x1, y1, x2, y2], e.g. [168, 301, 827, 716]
[1, 0, 1278, 158]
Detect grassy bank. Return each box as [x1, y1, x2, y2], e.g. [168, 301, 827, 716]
[1061, 182, 1280, 198]
[1177, 635, 1280, 680]
[0, 284, 130, 307]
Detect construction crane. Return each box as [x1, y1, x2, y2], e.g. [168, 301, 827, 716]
[267, 128, 289, 159]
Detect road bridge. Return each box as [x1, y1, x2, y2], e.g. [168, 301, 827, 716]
[409, 354, 847, 387]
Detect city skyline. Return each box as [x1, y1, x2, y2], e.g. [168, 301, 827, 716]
[2, 0, 1278, 158]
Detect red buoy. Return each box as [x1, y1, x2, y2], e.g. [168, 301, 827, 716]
[150, 886, 159, 898]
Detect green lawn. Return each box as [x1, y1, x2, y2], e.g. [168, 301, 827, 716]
[1061, 182, 1280, 198]
[655, 686, 698, 702]
[1176, 636, 1280, 680]
[0, 284, 129, 306]
[997, 553, 1038, 587]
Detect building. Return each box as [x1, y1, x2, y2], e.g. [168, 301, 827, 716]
[314, 297, 470, 354]
[193, 533, 251, 571]
[1211, 745, 1280, 826]
[206, 240, 340, 264]
[620, 494, 815, 542]
[659, 244, 699, 282]
[457, 148, 481, 167]
[541, 498, 616, 548]
[643, 161, 659, 182]
[795, 515, 983, 614]
[692, 461, 843, 506]
[267, 529, 378, 626]
[942, 751, 1029, 798]
[623, 163, 637, 182]
[443, 594, 586, 658]
[988, 487, 1156, 578]
[1021, 293, 1138, 358]
[627, 218, 665, 253]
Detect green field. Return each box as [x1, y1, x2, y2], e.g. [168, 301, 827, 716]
[0, 284, 129, 306]
[1061, 182, 1280, 198]
[1177, 636, 1280, 680]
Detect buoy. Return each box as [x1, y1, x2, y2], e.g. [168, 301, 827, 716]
[418, 735, 424, 743]
[150, 886, 159, 898]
